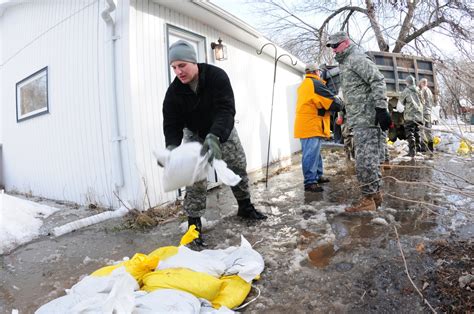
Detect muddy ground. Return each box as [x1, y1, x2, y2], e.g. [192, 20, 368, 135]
[1, 146, 473, 313]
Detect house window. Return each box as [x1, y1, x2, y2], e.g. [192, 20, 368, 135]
[166, 25, 207, 84]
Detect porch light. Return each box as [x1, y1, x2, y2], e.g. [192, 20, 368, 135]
[211, 38, 227, 61]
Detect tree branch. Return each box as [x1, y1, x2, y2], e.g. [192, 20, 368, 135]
[393, 0, 416, 52]
[317, 5, 368, 45]
[365, 0, 389, 51]
[341, 10, 355, 31]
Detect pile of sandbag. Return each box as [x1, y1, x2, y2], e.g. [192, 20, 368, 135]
[36, 227, 264, 313]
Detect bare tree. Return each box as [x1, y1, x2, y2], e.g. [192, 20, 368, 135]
[248, 0, 473, 63]
[437, 58, 474, 121]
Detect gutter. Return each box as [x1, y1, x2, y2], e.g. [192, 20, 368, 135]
[101, 0, 125, 191]
[191, 0, 260, 39]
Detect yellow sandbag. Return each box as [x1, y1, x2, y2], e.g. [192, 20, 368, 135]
[433, 136, 440, 146]
[212, 275, 251, 309]
[142, 268, 223, 301]
[147, 225, 198, 260]
[457, 140, 471, 155]
[180, 225, 199, 246]
[148, 246, 178, 261]
[91, 253, 159, 285]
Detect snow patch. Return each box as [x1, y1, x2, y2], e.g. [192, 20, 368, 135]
[0, 192, 60, 254]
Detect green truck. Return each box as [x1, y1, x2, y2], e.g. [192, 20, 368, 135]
[322, 51, 438, 141]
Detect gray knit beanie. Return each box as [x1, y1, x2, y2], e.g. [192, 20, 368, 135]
[405, 75, 415, 86]
[169, 40, 197, 64]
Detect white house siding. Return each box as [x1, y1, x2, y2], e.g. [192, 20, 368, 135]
[0, 0, 135, 208]
[128, 0, 302, 208]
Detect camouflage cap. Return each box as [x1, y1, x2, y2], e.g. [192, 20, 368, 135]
[405, 75, 415, 85]
[326, 31, 349, 47]
[305, 63, 319, 73]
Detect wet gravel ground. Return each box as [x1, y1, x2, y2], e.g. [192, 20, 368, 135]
[1, 146, 473, 313]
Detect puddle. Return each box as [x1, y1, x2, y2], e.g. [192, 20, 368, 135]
[330, 216, 381, 240]
[308, 243, 335, 267]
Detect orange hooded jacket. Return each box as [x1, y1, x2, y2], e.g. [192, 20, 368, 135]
[294, 73, 338, 139]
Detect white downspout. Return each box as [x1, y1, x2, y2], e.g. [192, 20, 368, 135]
[101, 0, 125, 192]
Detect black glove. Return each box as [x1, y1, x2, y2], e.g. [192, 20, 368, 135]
[328, 97, 343, 112]
[200, 133, 222, 162]
[375, 108, 392, 131]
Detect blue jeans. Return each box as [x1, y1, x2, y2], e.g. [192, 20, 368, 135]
[300, 137, 323, 186]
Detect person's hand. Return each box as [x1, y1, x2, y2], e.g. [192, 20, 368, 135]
[375, 108, 392, 131]
[166, 145, 177, 151]
[200, 134, 222, 162]
[336, 117, 343, 125]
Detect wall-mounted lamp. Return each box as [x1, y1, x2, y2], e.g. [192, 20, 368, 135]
[211, 38, 227, 61]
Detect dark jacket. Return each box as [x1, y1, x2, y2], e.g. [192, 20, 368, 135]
[163, 63, 236, 147]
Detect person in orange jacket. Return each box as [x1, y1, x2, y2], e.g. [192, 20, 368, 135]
[294, 64, 343, 192]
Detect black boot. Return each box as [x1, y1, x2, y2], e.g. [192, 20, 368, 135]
[188, 217, 207, 247]
[419, 143, 427, 152]
[405, 143, 415, 157]
[428, 141, 434, 152]
[237, 199, 267, 220]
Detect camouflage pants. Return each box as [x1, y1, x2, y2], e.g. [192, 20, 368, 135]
[405, 121, 422, 153]
[353, 128, 382, 195]
[184, 128, 250, 218]
[342, 123, 354, 159]
[379, 130, 389, 162]
[422, 113, 433, 144]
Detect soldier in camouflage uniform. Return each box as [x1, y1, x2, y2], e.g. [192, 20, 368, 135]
[400, 75, 424, 157]
[327, 31, 392, 212]
[163, 41, 267, 246]
[418, 78, 434, 153]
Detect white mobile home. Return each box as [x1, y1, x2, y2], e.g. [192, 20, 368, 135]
[0, 0, 304, 210]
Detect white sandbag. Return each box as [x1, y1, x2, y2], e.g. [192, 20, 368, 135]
[395, 100, 405, 113]
[36, 267, 138, 314]
[157, 245, 226, 278]
[201, 236, 264, 282]
[154, 143, 242, 192]
[200, 300, 234, 313]
[69, 267, 139, 297]
[155, 142, 209, 192]
[134, 289, 201, 314]
[212, 159, 241, 186]
[35, 294, 86, 314]
[71, 267, 138, 313]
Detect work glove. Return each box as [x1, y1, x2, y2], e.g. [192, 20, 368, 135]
[200, 133, 222, 162]
[375, 108, 392, 131]
[329, 97, 343, 112]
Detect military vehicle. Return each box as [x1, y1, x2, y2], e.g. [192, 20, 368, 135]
[321, 51, 438, 142]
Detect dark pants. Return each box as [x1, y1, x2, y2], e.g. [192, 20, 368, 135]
[405, 121, 422, 155]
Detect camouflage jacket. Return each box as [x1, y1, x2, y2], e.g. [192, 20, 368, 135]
[420, 86, 434, 116]
[400, 85, 423, 122]
[335, 44, 388, 129]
